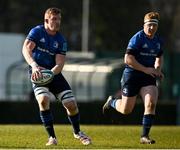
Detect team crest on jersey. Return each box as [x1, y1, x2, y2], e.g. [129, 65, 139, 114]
[40, 38, 45, 43]
[142, 43, 148, 48]
[62, 43, 67, 51]
[122, 88, 128, 94]
[53, 41, 58, 48]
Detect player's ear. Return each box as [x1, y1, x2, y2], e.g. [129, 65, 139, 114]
[45, 19, 48, 23]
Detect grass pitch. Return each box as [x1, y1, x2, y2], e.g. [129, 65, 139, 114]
[0, 125, 179, 149]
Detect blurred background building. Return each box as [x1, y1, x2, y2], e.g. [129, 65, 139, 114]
[0, 0, 180, 124]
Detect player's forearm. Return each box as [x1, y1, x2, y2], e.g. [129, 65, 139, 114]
[22, 39, 37, 67]
[124, 54, 147, 73]
[51, 54, 66, 75]
[22, 48, 37, 67]
[155, 56, 163, 71]
[51, 64, 64, 75]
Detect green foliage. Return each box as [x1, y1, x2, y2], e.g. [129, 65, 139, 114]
[0, 125, 179, 149]
[91, 0, 151, 51]
[0, 0, 177, 53]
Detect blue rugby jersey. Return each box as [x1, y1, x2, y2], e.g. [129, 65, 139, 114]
[125, 30, 163, 73]
[26, 25, 68, 69]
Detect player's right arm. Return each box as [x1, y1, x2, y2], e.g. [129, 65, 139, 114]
[22, 39, 37, 67]
[124, 53, 159, 77]
[22, 39, 42, 81]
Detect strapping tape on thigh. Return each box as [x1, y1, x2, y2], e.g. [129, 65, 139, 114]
[57, 90, 75, 103]
[34, 87, 50, 97]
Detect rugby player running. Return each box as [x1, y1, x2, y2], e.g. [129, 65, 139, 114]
[103, 12, 164, 144]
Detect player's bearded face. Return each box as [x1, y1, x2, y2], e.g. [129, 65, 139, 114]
[47, 14, 61, 32]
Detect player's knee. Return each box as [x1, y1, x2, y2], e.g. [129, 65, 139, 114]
[57, 90, 76, 109]
[34, 87, 51, 110]
[37, 96, 50, 110]
[57, 90, 78, 114]
[63, 100, 78, 114]
[38, 96, 49, 105]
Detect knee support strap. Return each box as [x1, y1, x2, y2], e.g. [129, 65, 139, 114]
[34, 87, 50, 98]
[57, 90, 75, 105]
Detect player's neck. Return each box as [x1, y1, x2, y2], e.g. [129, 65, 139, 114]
[46, 28, 57, 36]
[147, 34, 154, 39]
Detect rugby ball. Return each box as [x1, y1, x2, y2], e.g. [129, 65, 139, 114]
[31, 69, 54, 85]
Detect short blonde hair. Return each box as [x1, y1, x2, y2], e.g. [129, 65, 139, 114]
[144, 12, 160, 25]
[44, 7, 61, 20]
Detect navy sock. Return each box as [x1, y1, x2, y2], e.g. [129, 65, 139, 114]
[68, 113, 80, 134]
[40, 110, 56, 138]
[141, 114, 154, 137]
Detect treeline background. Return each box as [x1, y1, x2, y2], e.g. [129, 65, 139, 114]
[1, 0, 180, 99]
[0, 0, 179, 53]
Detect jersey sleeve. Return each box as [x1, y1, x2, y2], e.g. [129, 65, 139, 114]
[126, 33, 142, 56]
[26, 27, 40, 43]
[56, 36, 68, 55]
[60, 41, 68, 55]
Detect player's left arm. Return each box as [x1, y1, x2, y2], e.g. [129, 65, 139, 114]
[155, 55, 164, 80]
[51, 54, 65, 75]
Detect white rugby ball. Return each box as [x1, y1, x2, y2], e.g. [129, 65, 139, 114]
[31, 69, 54, 85]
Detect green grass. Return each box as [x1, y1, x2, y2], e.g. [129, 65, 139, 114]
[0, 125, 179, 149]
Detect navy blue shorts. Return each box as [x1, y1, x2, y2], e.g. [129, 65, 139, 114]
[33, 73, 71, 95]
[121, 71, 156, 97]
